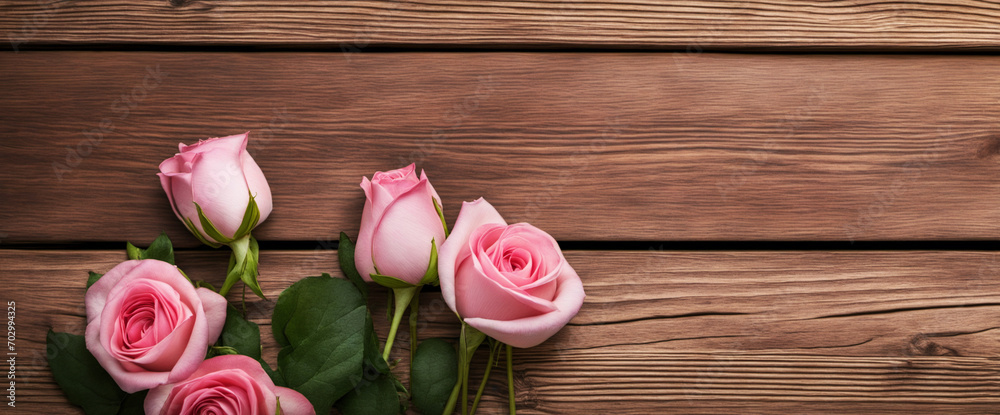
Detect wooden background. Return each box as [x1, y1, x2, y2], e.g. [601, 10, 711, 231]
[2, 1, 1000, 414]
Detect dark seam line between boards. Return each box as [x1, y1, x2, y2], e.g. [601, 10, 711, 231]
[5, 44, 1000, 55]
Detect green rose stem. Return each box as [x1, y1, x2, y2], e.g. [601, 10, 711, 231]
[506, 344, 516, 415]
[409, 291, 421, 363]
[382, 285, 419, 362]
[191, 191, 265, 299]
[374, 237, 443, 362]
[218, 234, 263, 298]
[470, 340, 501, 415]
[441, 322, 485, 415]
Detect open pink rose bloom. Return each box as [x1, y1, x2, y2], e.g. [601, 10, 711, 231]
[439, 198, 586, 348]
[145, 354, 314, 415]
[85, 259, 228, 393]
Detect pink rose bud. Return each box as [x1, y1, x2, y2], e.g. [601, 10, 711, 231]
[157, 132, 273, 245]
[438, 198, 586, 348]
[144, 354, 315, 415]
[355, 164, 447, 285]
[85, 259, 228, 393]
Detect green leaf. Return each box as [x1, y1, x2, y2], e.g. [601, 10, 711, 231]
[124, 232, 175, 264]
[338, 232, 368, 298]
[142, 232, 175, 264]
[335, 374, 401, 415]
[362, 312, 391, 376]
[262, 360, 286, 388]
[117, 391, 147, 415]
[210, 306, 278, 385]
[463, 324, 487, 361]
[216, 304, 262, 361]
[125, 242, 141, 260]
[418, 240, 439, 286]
[272, 274, 368, 413]
[86, 272, 103, 289]
[411, 338, 459, 415]
[370, 273, 416, 290]
[338, 306, 408, 415]
[46, 330, 126, 414]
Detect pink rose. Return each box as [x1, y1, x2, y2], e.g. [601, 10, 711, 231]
[85, 259, 227, 393]
[438, 198, 586, 348]
[356, 164, 446, 284]
[158, 132, 272, 244]
[145, 355, 314, 415]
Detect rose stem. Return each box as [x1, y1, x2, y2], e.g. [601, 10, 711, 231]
[470, 340, 500, 415]
[382, 286, 418, 362]
[461, 325, 470, 415]
[506, 344, 516, 415]
[441, 371, 462, 415]
[409, 289, 421, 364]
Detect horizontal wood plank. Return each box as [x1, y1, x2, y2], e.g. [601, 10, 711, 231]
[2, 52, 1000, 244]
[4, 250, 999, 413]
[3, 1, 1000, 51]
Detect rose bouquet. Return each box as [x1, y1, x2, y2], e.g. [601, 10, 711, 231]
[48, 133, 584, 415]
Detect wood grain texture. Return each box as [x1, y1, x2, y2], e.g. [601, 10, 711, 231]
[4, 250, 999, 414]
[3, 1, 1000, 51]
[2, 52, 1000, 244]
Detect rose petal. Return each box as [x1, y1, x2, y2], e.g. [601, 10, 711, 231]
[438, 198, 507, 315]
[166, 304, 215, 384]
[187, 355, 275, 388]
[129, 317, 194, 372]
[464, 262, 586, 348]
[369, 164, 419, 215]
[157, 357, 279, 415]
[189, 147, 251, 239]
[360, 176, 373, 201]
[196, 287, 228, 345]
[274, 386, 317, 415]
[87, 318, 172, 393]
[85, 260, 144, 323]
[467, 248, 558, 316]
[370, 178, 446, 283]
[240, 145, 272, 225]
[462, 224, 558, 315]
[497, 224, 563, 292]
[179, 132, 247, 154]
[355, 198, 377, 281]
[144, 382, 174, 415]
[455, 256, 551, 321]
[418, 169, 442, 205]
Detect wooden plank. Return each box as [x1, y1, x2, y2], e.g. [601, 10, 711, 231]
[2, 52, 1000, 244]
[3, 1, 1000, 51]
[4, 250, 999, 413]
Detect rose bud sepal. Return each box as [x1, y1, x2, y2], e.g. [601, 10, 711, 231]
[370, 236, 442, 362]
[191, 190, 265, 298]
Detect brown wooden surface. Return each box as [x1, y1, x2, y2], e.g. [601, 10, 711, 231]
[4, 249, 1000, 414]
[3, 1, 1000, 51]
[3, 52, 1000, 245]
[5, 0, 1000, 412]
